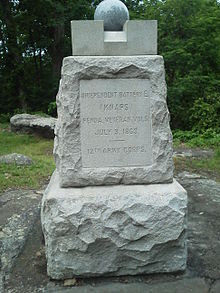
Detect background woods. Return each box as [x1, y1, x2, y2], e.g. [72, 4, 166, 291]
[0, 0, 220, 132]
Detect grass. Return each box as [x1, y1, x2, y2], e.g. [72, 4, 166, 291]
[190, 147, 220, 171]
[187, 147, 220, 180]
[0, 123, 55, 192]
[174, 147, 220, 180]
[172, 129, 220, 180]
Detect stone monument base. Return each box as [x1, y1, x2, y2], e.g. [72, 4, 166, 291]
[41, 171, 187, 279]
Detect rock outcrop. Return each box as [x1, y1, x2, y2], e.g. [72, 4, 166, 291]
[10, 114, 56, 139]
[0, 153, 33, 166]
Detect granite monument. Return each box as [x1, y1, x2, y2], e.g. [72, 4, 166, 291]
[41, 0, 188, 279]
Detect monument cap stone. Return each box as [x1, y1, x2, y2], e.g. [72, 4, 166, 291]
[71, 0, 157, 56]
[94, 0, 129, 31]
[71, 20, 157, 56]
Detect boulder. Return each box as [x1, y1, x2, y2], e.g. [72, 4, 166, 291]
[0, 153, 33, 166]
[10, 114, 57, 139]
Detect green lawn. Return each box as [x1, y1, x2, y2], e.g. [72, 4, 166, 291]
[0, 124, 55, 192]
[174, 147, 220, 181]
[173, 129, 220, 181]
[190, 148, 220, 173]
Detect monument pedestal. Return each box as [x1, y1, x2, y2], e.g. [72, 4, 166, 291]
[41, 171, 187, 279]
[54, 55, 173, 187]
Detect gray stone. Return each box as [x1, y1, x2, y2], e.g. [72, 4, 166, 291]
[0, 153, 33, 166]
[42, 278, 209, 293]
[173, 148, 214, 159]
[173, 150, 193, 158]
[210, 280, 220, 293]
[94, 0, 129, 31]
[71, 20, 157, 56]
[41, 171, 187, 279]
[10, 113, 56, 139]
[55, 55, 173, 187]
[177, 176, 220, 280]
[177, 171, 203, 180]
[0, 189, 42, 282]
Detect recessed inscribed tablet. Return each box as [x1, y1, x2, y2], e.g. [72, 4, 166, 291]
[80, 79, 152, 168]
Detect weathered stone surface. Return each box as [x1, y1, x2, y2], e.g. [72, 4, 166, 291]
[0, 153, 33, 166]
[0, 189, 42, 283]
[10, 114, 56, 139]
[41, 171, 187, 279]
[41, 278, 210, 293]
[210, 280, 220, 293]
[55, 55, 173, 187]
[176, 175, 220, 280]
[173, 148, 214, 159]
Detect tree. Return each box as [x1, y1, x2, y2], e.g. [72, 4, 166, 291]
[133, 0, 220, 130]
[0, 0, 94, 115]
[0, 0, 25, 112]
[157, 0, 220, 129]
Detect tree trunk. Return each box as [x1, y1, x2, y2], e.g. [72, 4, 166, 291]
[0, 0, 26, 111]
[51, 23, 65, 80]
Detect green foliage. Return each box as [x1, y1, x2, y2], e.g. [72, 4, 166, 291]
[0, 124, 55, 192]
[159, 0, 220, 130]
[0, 113, 11, 123]
[173, 129, 220, 148]
[0, 0, 94, 115]
[189, 94, 220, 132]
[137, 0, 220, 130]
[48, 101, 57, 117]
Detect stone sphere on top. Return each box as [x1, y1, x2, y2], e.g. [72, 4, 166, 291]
[94, 0, 129, 31]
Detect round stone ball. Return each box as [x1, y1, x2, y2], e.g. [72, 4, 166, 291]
[94, 0, 129, 31]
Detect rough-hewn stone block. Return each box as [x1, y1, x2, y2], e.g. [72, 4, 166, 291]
[54, 55, 173, 187]
[41, 171, 187, 279]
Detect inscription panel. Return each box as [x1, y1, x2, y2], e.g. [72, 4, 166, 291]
[80, 79, 152, 168]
